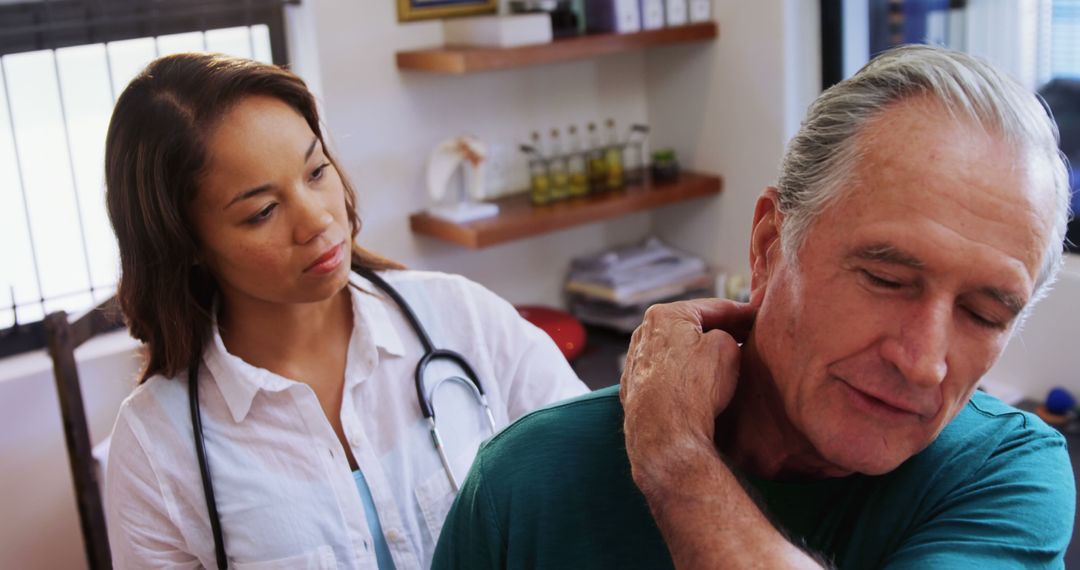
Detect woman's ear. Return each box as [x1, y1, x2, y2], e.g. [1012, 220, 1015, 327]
[748, 187, 784, 306]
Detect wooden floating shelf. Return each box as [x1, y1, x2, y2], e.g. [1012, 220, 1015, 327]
[396, 21, 718, 74]
[410, 170, 722, 249]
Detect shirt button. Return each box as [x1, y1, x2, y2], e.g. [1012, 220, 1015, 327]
[386, 529, 400, 542]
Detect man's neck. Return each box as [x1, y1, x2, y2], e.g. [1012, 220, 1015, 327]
[714, 331, 849, 480]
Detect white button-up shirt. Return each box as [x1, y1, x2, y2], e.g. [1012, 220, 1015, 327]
[105, 270, 588, 569]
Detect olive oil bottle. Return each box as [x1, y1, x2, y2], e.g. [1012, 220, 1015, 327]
[604, 118, 625, 190]
[587, 122, 608, 194]
[527, 131, 551, 205]
[548, 129, 571, 201]
[567, 125, 589, 197]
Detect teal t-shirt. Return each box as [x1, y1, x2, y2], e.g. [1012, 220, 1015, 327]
[432, 386, 1074, 569]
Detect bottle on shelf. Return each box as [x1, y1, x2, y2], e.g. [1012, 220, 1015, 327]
[604, 118, 625, 190]
[587, 122, 608, 194]
[566, 125, 589, 198]
[548, 128, 571, 201]
[525, 131, 551, 205]
[624, 123, 650, 185]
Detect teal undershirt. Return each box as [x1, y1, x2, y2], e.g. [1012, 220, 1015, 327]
[432, 386, 1075, 569]
[352, 469, 396, 570]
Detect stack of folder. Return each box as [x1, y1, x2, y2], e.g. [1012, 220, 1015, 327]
[565, 237, 714, 332]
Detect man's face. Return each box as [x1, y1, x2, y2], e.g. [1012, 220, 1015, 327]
[751, 98, 1057, 475]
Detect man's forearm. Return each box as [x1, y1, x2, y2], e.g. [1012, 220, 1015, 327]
[632, 441, 828, 570]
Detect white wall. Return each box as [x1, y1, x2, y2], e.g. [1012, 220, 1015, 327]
[645, 0, 819, 281]
[298, 0, 656, 306]
[984, 255, 1080, 403]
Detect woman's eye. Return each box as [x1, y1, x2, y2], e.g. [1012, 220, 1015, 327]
[312, 162, 330, 181]
[862, 270, 903, 289]
[246, 203, 276, 225]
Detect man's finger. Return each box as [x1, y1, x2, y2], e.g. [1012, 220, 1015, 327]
[677, 298, 757, 342]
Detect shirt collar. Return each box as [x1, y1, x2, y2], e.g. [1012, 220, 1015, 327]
[202, 313, 287, 424]
[205, 273, 407, 424]
[348, 272, 406, 359]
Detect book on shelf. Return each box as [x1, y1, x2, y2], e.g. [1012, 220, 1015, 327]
[565, 271, 714, 306]
[565, 237, 711, 306]
[563, 237, 717, 332]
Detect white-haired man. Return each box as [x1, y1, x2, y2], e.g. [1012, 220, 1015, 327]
[432, 45, 1075, 569]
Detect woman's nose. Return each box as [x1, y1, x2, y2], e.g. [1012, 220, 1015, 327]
[293, 195, 333, 244]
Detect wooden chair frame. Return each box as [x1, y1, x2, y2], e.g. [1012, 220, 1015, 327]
[44, 296, 123, 570]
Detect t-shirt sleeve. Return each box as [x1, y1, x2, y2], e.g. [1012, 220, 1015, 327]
[883, 429, 1075, 570]
[106, 408, 200, 569]
[461, 277, 588, 421]
[431, 452, 506, 569]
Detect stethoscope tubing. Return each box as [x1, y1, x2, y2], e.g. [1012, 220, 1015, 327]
[188, 357, 229, 570]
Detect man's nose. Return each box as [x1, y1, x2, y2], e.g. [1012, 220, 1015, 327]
[879, 301, 950, 388]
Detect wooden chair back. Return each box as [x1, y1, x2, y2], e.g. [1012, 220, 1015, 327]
[44, 296, 123, 570]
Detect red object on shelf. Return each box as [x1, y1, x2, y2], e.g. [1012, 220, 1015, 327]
[516, 305, 587, 362]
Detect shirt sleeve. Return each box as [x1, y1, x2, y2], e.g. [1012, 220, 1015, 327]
[461, 277, 589, 421]
[105, 407, 201, 569]
[430, 452, 506, 569]
[883, 430, 1075, 570]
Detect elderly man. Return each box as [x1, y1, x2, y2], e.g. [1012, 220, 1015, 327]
[431, 45, 1075, 569]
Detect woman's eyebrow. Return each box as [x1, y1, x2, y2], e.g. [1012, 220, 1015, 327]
[224, 137, 320, 210]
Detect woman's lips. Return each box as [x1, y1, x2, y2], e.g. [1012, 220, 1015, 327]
[304, 242, 345, 274]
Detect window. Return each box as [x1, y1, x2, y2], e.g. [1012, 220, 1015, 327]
[1041, 0, 1080, 249]
[0, 0, 295, 358]
[1047, 0, 1080, 79]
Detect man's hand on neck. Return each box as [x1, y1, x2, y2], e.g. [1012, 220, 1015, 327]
[621, 298, 829, 569]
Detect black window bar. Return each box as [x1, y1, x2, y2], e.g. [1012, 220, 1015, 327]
[0, 0, 297, 64]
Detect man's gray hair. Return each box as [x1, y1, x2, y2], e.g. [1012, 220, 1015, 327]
[777, 44, 1071, 303]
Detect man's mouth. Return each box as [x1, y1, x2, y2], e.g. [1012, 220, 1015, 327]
[839, 379, 930, 419]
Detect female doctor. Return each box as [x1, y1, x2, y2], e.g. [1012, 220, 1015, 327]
[102, 52, 587, 569]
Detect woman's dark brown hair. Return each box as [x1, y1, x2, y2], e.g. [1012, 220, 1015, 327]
[105, 52, 401, 383]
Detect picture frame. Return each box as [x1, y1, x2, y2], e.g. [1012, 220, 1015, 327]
[397, 0, 498, 22]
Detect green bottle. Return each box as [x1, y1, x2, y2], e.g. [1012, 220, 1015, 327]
[548, 129, 571, 201]
[567, 125, 589, 197]
[587, 122, 608, 194]
[528, 131, 551, 205]
[604, 118, 625, 190]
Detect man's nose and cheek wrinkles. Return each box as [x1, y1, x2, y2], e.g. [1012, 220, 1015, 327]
[874, 298, 951, 418]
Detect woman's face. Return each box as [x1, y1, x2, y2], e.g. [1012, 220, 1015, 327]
[189, 95, 352, 312]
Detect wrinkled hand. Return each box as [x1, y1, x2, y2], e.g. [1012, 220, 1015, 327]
[620, 298, 756, 491]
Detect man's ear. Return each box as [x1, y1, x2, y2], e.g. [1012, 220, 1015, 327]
[748, 187, 784, 306]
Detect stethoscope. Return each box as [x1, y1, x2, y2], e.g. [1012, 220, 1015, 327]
[188, 264, 497, 569]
